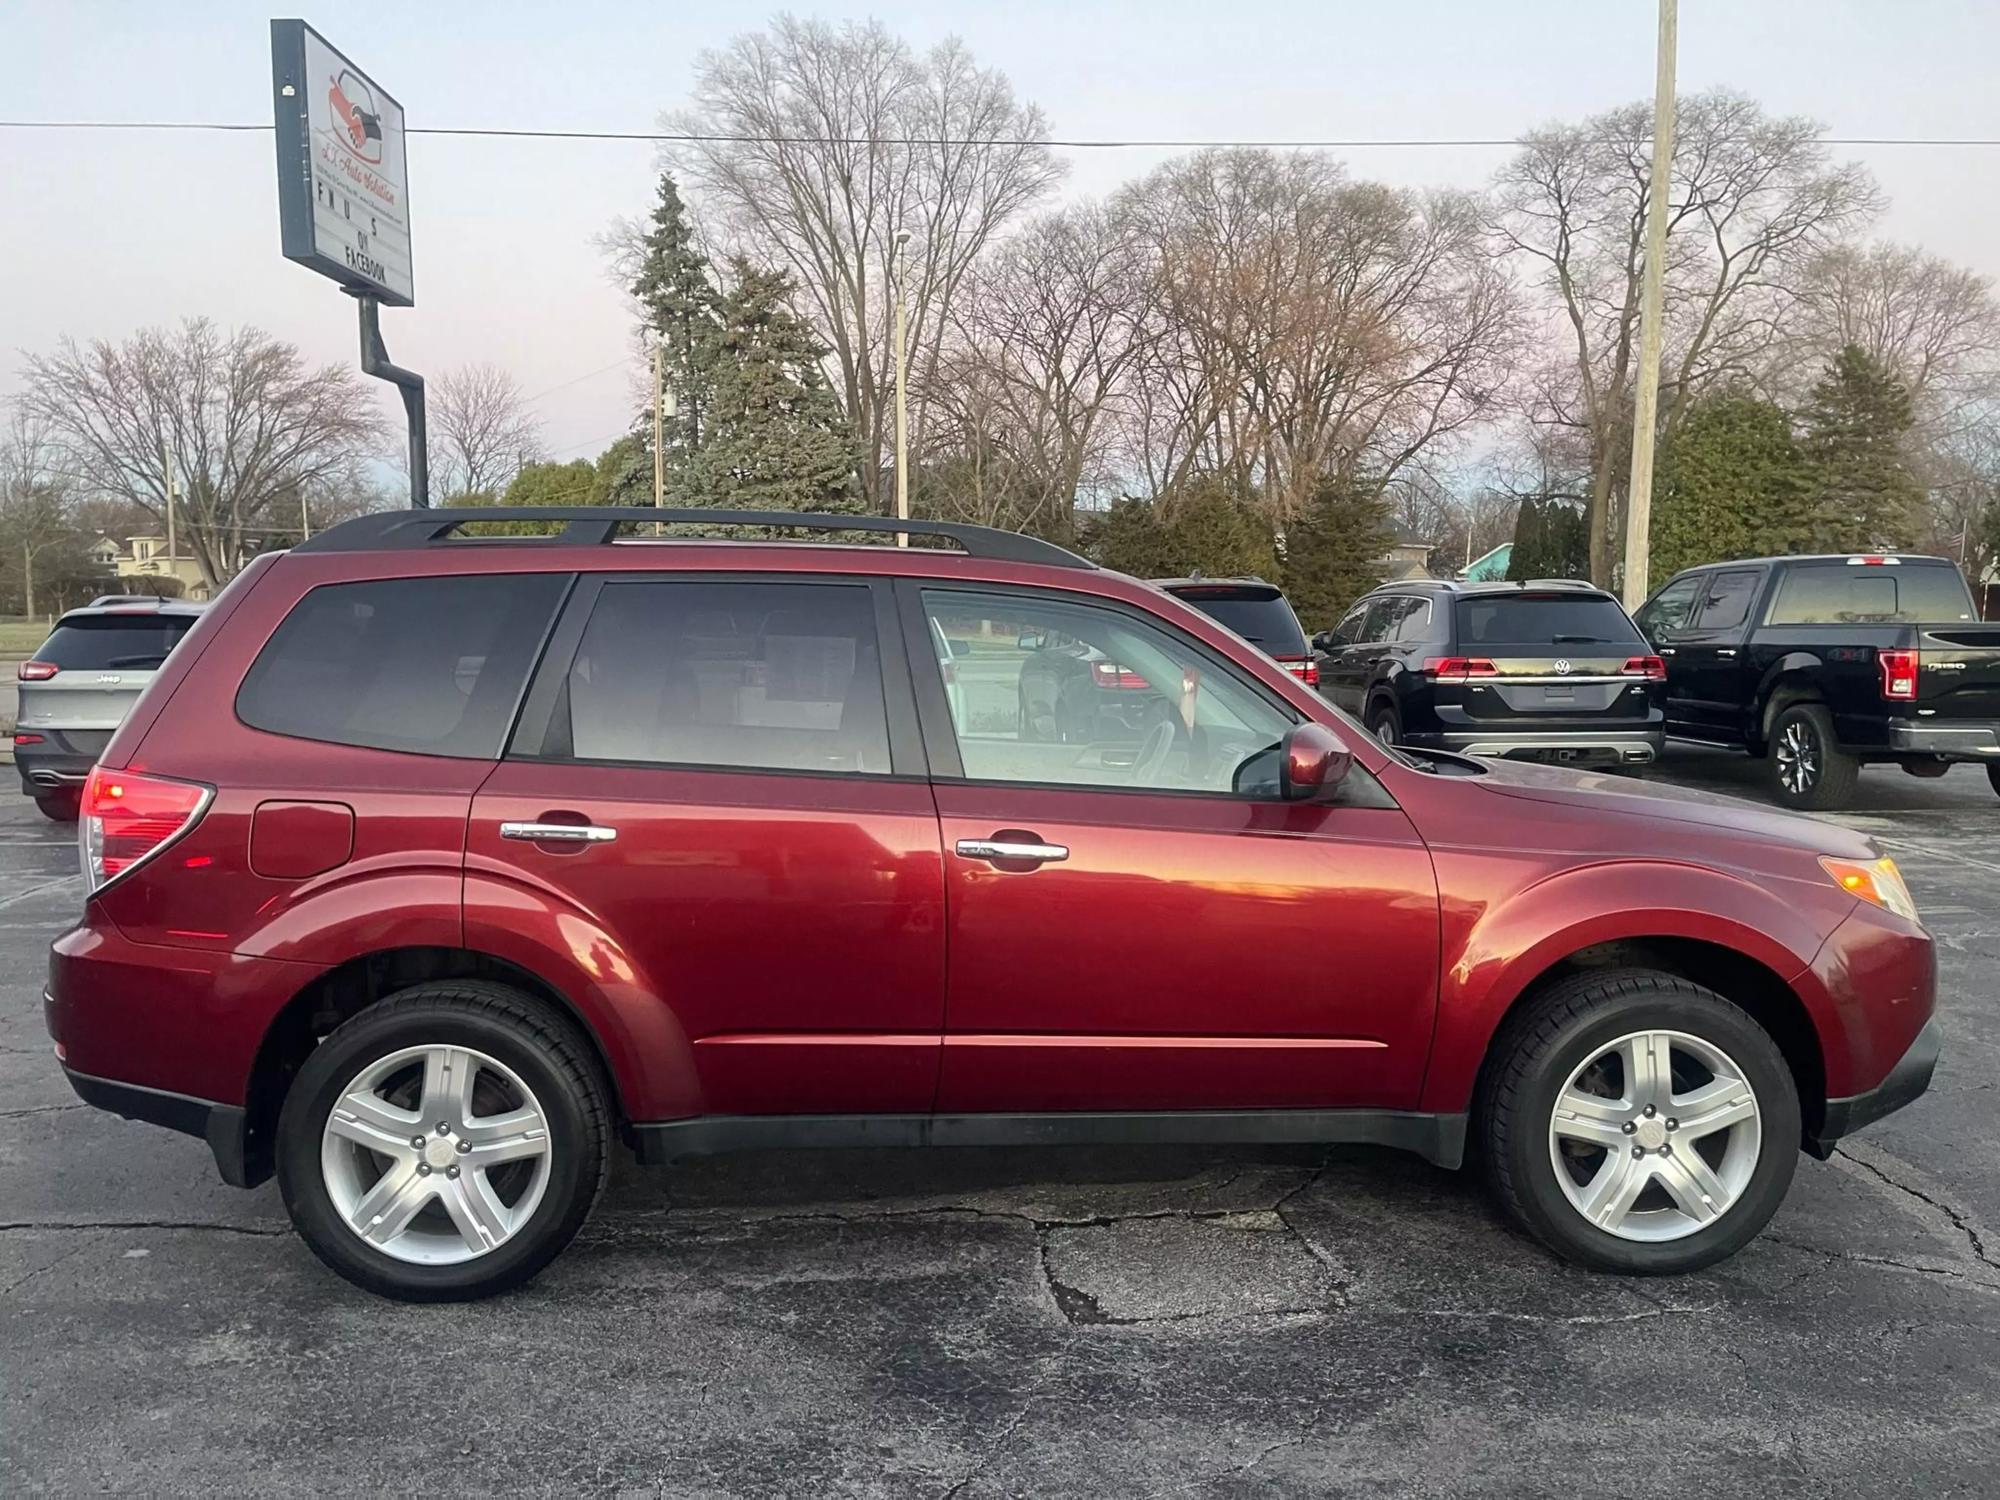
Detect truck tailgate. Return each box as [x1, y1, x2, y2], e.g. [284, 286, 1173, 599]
[1919, 626, 2000, 719]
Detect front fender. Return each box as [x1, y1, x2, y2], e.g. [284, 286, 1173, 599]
[463, 870, 700, 1121]
[1418, 858, 1843, 1114]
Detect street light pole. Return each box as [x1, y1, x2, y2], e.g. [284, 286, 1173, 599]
[1621, 0, 1678, 608]
[893, 227, 912, 546]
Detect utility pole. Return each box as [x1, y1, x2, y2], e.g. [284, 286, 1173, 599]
[1621, 0, 1677, 609]
[893, 227, 912, 546]
[652, 343, 666, 509]
[299, 488, 311, 541]
[161, 444, 177, 565]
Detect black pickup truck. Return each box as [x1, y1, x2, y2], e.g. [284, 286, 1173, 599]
[1634, 554, 2000, 810]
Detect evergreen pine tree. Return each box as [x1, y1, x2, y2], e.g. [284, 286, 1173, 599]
[1280, 479, 1394, 629]
[1802, 344, 1923, 551]
[679, 260, 862, 512]
[1506, 498, 1545, 580]
[1652, 394, 1814, 587]
[1161, 481, 1279, 579]
[630, 173, 721, 479]
[1085, 498, 1178, 576]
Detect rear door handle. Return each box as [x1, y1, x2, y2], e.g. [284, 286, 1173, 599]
[956, 837, 1069, 865]
[501, 821, 617, 844]
[1657, 647, 1676, 655]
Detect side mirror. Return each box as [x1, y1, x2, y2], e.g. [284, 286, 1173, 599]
[1311, 630, 1333, 652]
[1279, 721, 1353, 801]
[947, 637, 972, 656]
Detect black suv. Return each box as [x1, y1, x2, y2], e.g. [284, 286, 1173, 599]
[1152, 578, 1317, 687]
[1635, 553, 2000, 809]
[1312, 580, 1665, 766]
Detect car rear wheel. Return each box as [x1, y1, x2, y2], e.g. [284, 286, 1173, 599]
[1480, 967, 1799, 1274]
[1987, 763, 2000, 799]
[1769, 702, 1858, 811]
[1366, 700, 1401, 747]
[32, 791, 79, 822]
[276, 981, 609, 1301]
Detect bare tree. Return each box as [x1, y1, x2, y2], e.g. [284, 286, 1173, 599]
[1494, 91, 1881, 584]
[1114, 150, 1516, 520]
[0, 410, 78, 617]
[667, 18, 1064, 511]
[17, 320, 384, 587]
[430, 363, 543, 500]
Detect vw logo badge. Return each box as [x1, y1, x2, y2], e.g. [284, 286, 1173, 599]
[1553, 659, 1572, 675]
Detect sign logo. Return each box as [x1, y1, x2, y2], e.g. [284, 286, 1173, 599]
[95, 674, 122, 685]
[1553, 659, 1572, 675]
[328, 68, 385, 164]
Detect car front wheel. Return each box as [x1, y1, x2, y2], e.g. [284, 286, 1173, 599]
[1481, 968, 1800, 1274]
[276, 981, 609, 1301]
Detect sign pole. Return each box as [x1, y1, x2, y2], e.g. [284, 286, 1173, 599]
[354, 294, 428, 508]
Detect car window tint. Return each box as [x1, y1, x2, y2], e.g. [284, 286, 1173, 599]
[558, 581, 890, 775]
[1767, 564, 1977, 624]
[1637, 576, 1702, 636]
[921, 589, 1294, 797]
[35, 615, 196, 671]
[1331, 602, 1369, 644]
[1692, 570, 1760, 630]
[1164, 588, 1310, 656]
[1452, 594, 1645, 649]
[237, 574, 568, 758]
[1357, 598, 1395, 641]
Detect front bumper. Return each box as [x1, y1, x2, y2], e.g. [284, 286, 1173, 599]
[1407, 728, 1662, 766]
[1887, 722, 2000, 758]
[1807, 1017, 1941, 1157]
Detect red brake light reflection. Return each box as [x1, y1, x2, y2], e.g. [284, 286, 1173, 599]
[1424, 657, 1499, 684]
[1622, 655, 1667, 680]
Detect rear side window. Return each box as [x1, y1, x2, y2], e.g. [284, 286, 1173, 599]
[1453, 594, 1645, 650]
[1166, 588, 1311, 656]
[1692, 570, 1761, 630]
[36, 614, 196, 670]
[237, 574, 568, 757]
[1767, 564, 1976, 624]
[548, 580, 890, 775]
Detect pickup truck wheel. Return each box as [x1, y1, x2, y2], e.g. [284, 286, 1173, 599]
[1769, 702, 1859, 811]
[276, 981, 609, 1302]
[1481, 968, 1800, 1274]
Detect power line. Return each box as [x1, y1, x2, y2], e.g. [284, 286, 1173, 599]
[5, 119, 2000, 149]
[520, 358, 631, 406]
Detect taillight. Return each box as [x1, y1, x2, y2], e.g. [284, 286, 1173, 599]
[1423, 657, 1499, 684]
[18, 661, 57, 681]
[1621, 655, 1667, 681]
[1091, 661, 1153, 690]
[1280, 658, 1320, 687]
[12, 733, 43, 746]
[79, 766, 212, 894]
[1879, 648, 1918, 701]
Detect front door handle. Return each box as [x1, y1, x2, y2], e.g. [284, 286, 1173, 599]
[1657, 646, 1676, 655]
[1716, 648, 1737, 657]
[501, 821, 617, 844]
[956, 836, 1068, 865]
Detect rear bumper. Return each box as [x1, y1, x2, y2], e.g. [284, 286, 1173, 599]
[1807, 1017, 1941, 1157]
[1407, 728, 1662, 765]
[1886, 722, 2000, 758]
[14, 737, 100, 793]
[59, 1062, 257, 1186]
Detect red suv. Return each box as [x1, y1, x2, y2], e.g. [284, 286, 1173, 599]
[47, 509, 1940, 1300]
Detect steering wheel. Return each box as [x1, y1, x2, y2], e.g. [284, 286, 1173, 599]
[1131, 716, 1178, 785]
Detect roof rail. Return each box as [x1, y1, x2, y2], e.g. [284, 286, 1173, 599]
[292, 507, 1095, 569]
[1520, 578, 1600, 591]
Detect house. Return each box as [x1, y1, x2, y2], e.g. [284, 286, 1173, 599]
[1460, 542, 1513, 583]
[1379, 529, 1434, 582]
[95, 536, 214, 600]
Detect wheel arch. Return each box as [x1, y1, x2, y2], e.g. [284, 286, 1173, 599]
[239, 946, 629, 1189]
[1753, 657, 1826, 752]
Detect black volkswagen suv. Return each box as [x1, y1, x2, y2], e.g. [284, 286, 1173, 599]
[1312, 580, 1666, 766]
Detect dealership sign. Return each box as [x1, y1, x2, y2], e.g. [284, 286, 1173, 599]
[271, 20, 414, 306]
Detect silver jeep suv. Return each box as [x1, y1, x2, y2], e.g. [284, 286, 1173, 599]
[15, 597, 204, 819]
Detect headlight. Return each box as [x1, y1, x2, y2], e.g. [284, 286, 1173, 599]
[1819, 855, 1920, 923]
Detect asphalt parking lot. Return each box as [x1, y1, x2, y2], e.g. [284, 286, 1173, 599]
[4, 749, 1998, 1496]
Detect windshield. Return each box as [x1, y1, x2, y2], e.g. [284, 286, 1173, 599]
[1767, 564, 1976, 624]
[35, 614, 195, 671]
[1452, 594, 1645, 651]
[1165, 588, 1311, 656]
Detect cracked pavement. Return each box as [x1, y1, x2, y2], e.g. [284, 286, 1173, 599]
[4, 750, 2000, 1494]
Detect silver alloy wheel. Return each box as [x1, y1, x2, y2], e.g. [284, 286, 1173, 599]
[1546, 1029, 1762, 1242]
[1776, 719, 1817, 795]
[1375, 717, 1397, 746]
[320, 1044, 553, 1266]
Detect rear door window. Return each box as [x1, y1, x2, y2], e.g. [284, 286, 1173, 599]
[1165, 588, 1310, 656]
[36, 614, 196, 671]
[1453, 594, 1646, 651]
[1767, 564, 1977, 624]
[1691, 570, 1762, 631]
[236, 574, 569, 757]
[547, 580, 891, 775]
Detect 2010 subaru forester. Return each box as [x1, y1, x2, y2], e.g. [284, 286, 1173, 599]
[47, 509, 1940, 1300]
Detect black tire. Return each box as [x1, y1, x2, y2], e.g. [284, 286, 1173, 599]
[1480, 967, 1800, 1275]
[32, 791, 79, 822]
[277, 981, 610, 1302]
[1365, 698, 1402, 748]
[1768, 702, 1859, 811]
[1987, 763, 2000, 800]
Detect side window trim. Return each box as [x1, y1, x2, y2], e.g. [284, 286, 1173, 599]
[507, 572, 925, 778]
[893, 577, 1305, 796]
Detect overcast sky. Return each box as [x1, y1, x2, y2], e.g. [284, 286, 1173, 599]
[4, 0, 1998, 473]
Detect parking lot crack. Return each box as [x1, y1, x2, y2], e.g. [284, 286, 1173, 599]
[0, 1103, 85, 1120]
[1835, 1147, 2000, 1271]
[0, 1219, 289, 1237]
[1761, 1230, 2000, 1292]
